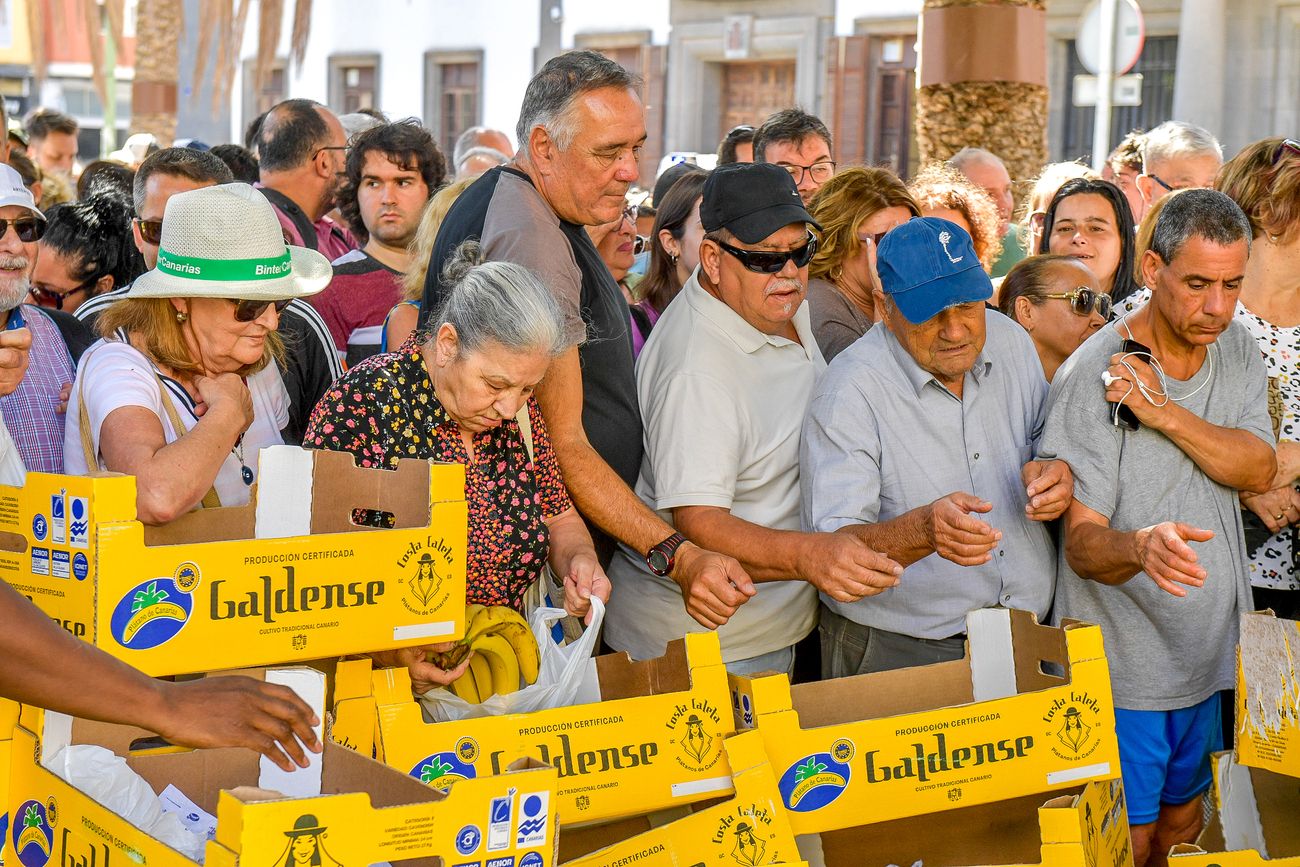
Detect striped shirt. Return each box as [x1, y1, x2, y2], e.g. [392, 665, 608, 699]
[0, 305, 74, 473]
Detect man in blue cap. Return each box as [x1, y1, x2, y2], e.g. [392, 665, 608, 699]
[800, 217, 1073, 675]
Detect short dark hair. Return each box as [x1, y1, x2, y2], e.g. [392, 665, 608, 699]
[1038, 177, 1140, 304]
[717, 124, 755, 165]
[133, 147, 234, 216]
[210, 143, 261, 184]
[42, 190, 146, 294]
[1150, 188, 1252, 266]
[24, 108, 77, 142]
[1109, 129, 1145, 174]
[257, 99, 331, 173]
[338, 119, 445, 242]
[77, 160, 134, 200]
[244, 111, 268, 152]
[7, 151, 38, 187]
[997, 254, 1088, 321]
[752, 108, 832, 163]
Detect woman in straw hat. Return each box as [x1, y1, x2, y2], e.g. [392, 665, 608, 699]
[63, 183, 331, 523]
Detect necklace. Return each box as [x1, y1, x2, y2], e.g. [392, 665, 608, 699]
[233, 434, 253, 485]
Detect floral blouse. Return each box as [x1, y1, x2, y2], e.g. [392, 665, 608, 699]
[302, 337, 573, 609]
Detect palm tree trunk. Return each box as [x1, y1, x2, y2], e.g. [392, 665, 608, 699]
[131, 0, 181, 143]
[916, 0, 1048, 183]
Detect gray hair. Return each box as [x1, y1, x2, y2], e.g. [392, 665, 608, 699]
[1150, 188, 1252, 264]
[949, 147, 1005, 173]
[452, 126, 492, 167]
[1141, 121, 1223, 172]
[456, 146, 510, 174]
[432, 240, 582, 357]
[515, 50, 640, 153]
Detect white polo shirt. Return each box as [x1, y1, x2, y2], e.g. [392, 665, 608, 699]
[604, 269, 823, 663]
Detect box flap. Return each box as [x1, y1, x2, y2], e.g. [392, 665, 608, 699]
[254, 446, 315, 538]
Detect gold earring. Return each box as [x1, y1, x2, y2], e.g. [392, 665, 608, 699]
[175, 311, 187, 323]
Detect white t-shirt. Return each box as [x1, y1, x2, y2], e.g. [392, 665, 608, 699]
[603, 271, 822, 664]
[64, 339, 289, 508]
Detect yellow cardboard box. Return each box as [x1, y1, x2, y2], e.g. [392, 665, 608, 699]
[7, 715, 559, 867]
[1236, 611, 1300, 778]
[0, 447, 468, 676]
[339, 632, 736, 826]
[0, 699, 13, 867]
[807, 776, 1131, 867]
[1168, 751, 1300, 866]
[557, 731, 799, 866]
[730, 608, 1119, 832]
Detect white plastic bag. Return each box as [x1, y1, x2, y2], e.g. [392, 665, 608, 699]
[417, 596, 605, 721]
[45, 745, 208, 863]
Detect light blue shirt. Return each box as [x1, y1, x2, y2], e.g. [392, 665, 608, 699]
[799, 311, 1056, 639]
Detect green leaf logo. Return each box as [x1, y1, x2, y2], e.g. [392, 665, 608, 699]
[420, 757, 454, 783]
[131, 581, 169, 613]
[793, 757, 827, 783]
[22, 804, 41, 830]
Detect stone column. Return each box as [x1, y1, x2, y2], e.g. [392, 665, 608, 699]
[1170, 0, 1226, 132]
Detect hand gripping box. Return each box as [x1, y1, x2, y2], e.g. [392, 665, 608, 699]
[1236, 611, 1300, 778]
[557, 731, 799, 866]
[1168, 752, 1300, 867]
[729, 608, 1120, 833]
[6, 711, 559, 867]
[0, 446, 468, 676]
[336, 632, 736, 826]
[808, 776, 1132, 867]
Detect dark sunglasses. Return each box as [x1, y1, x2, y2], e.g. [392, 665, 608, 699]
[229, 297, 292, 322]
[134, 218, 163, 245]
[0, 218, 46, 243]
[1273, 138, 1300, 164]
[29, 275, 98, 310]
[1041, 287, 1112, 319]
[715, 234, 818, 274]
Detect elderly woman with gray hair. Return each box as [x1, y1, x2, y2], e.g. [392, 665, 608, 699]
[304, 241, 609, 691]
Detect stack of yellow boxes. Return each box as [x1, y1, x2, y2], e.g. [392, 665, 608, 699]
[0, 448, 561, 867]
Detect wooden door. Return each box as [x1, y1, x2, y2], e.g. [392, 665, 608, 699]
[721, 61, 797, 135]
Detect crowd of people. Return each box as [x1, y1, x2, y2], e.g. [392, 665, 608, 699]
[0, 49, 1295, 865]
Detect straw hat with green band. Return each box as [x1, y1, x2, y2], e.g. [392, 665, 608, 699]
[127, 182, 331, 301]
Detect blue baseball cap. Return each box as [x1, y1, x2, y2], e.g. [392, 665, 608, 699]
[876, 217, 992, 324]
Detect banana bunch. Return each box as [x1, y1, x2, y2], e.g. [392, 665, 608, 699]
[430, 604, 541, 705]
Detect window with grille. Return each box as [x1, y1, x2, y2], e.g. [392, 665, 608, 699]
[1061, 35, 1178, 163]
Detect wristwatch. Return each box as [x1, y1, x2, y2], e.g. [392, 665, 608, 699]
[645, 532, 688, 577]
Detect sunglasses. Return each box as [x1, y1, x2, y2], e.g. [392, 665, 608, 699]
[715, 234, 818, 274]
[135, 218, 163, 246]
[1041, 287, 1112, 319]
[1273, 138, 1300, 164]
[0, 218, 46, 243]
[633, 235, 650, 256]
[229, 297, 292, 322]
[29, 275, 98, 310]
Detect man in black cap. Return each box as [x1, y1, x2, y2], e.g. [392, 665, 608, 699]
[604, 162, 903, 675]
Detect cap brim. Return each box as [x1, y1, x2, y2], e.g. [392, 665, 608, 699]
[0, 196, 44, 220]
[127, 245, 332, 301]
[725, 203, 822, 244]
[889, 265, 993, 325]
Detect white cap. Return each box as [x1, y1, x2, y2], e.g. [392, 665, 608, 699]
[0, 163, 43, 220]
[108, 133, 157, 166]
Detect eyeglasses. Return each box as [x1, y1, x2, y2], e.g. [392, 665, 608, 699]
[134, 218, 163, 246]
[1273, 138, 1300, 165]
[779, 161, 836, 185]
[1040, 287, 1112, 319]
[1147, 173, 1176, 193]
[0, 218, 45, 243]
[313, 145, 349, 159]
[633, 235, 649, 256]
[715, 233, 818, 274]
[29, 275, 98, 310]
[229, 297, 292, 322]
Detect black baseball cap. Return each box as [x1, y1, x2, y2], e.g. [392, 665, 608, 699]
[700, 162, 821, 244]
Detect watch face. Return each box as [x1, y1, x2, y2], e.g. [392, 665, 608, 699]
[648, 549, 671, 575]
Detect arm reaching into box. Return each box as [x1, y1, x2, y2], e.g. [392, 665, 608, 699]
[0, 578, 322, 771]
[544, 505, 611, 625]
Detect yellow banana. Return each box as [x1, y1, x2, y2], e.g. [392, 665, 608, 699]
[461, 603, 488, 640]
[494, 620, 540, 685]
[467, 653, 492, 702]
[471, 633, 521, 696]
[448, 665, 481, 704]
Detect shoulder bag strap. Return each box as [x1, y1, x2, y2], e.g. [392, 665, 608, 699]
[152, 373, 223, 510]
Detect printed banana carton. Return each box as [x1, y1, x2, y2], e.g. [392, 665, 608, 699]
[0, 698, 14, 867]
[1168, 752, 1300, 867]
[557, 731, 799, 866]
[338, 632, 735, 826]
[729, 608, 1119, 833]
[0, 446, 468, 677]
[1236, 611, 1300, 778]
[7, 712, 559, 867]
[806, 776, 1131, 867]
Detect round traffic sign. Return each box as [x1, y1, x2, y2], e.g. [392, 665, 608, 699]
[1076, 0, 1146, 76]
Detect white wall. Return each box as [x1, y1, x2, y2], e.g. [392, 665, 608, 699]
[834, 0, 919, 34]
[561, 0, 671, 44]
